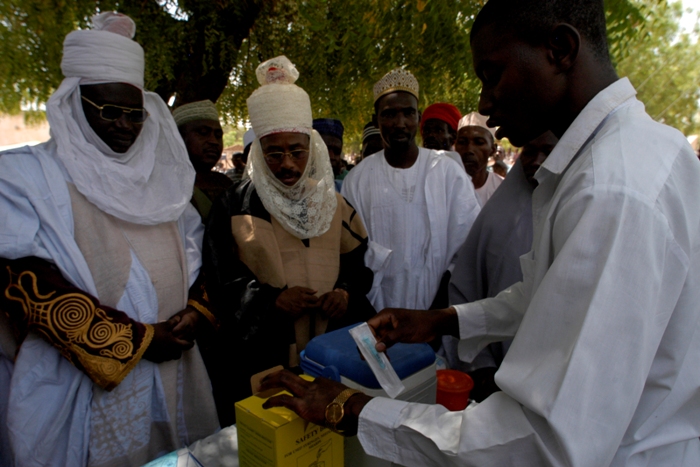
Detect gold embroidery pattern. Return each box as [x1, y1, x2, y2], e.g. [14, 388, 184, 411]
[4, 267, 152, 390]
[187, 298, 219, 330]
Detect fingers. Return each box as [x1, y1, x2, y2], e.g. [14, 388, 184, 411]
[164, 315, 180, 330]
[296, 287, 318, 295]
[260, 369, 309, 397]
[262, 393, 297, 411]
[304, 295, 320, 307]
[367, 310, 400, 351]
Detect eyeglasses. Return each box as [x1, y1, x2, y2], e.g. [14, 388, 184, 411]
[81, 96, 149, 124]
[263, 149, 309, 164]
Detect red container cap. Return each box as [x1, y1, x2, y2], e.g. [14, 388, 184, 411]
[436, 369, 474, 411]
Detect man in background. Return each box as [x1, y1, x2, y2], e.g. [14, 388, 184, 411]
[342, 68, 479, 312]
[313, 118, 346, 191]
[361, 121, 383, 159]
[173, 100, 232, 221]
[456, 112, 503, 206]
[420, 102, 461, 152]
[444, 131, 559, 401]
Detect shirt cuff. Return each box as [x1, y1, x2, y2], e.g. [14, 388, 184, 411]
[357, 397, 410, 463]
[454, 302, 489, 363]
[454, 302, 487, 340]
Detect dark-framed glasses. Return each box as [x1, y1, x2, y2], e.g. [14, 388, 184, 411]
[263, 149, 309, 164]
[81, 95, 149, 124]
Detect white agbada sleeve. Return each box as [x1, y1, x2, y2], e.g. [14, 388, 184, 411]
[358, 182, 694, 466]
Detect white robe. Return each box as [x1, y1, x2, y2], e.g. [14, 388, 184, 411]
[0, 141, 216, 467]
[474, 171, 504, 207]
[357, 79, 700, 465]
[342, 148, 479, 311]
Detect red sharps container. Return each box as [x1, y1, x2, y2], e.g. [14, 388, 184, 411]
[436, 369, 474, 411]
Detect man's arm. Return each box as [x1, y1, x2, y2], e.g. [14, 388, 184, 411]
[0, 256, 192, 390]
[262, 186, 686, 466]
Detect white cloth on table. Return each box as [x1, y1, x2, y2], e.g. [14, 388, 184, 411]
[0, 142, 211, 467]
[474, 171, 503, 207]
[357, 78, 700, 466]
[341, 148, 479, 311]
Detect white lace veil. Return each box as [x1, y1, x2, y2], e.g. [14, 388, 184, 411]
[247, 130, 337, 239]
[246, 56, 338, 239]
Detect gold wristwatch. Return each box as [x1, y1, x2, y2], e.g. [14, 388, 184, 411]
[325, 388, 362, 433]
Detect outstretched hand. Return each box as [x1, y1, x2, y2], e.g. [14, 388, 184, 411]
[260, 369, 372, 436]
[368, 307, 459, 352]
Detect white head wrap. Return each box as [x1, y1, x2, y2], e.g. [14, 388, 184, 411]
[245, 56, 337, 239]
[46, 12, 195, 225]
[458, 112, 498, 140]
[247, 56, 313, 138]
[243, 128, 256, 148]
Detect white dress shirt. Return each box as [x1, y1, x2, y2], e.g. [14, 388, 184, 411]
[357, 78, 700, 466]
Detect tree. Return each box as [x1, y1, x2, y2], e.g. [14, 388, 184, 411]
[0, 0, 264, 112]
[616, 1, 700, 135]
[3, 0, 687, 147]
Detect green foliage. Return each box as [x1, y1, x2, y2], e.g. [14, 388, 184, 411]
[219, 0, 654, 145]
[616, 1, 700, 135]
[4, 0, 698, 145]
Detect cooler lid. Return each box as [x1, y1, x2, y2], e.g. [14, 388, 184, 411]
[301, 324, 436, 389]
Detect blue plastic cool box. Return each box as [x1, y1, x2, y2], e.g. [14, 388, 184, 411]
[300, 324, 437, 401]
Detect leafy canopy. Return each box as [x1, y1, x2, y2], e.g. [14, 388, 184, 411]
[2, 0, 697, 147]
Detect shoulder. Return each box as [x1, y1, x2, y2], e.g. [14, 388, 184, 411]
[344, 153, 381, 181]
[0, 142, 62, 194]
[572, 101, 698, 209]
[218, 179, 267, 219]
[425, 148, 467, 174]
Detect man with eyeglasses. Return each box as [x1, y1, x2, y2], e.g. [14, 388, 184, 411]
[0, 13, 219, 467]
[203, 56, 375, 423]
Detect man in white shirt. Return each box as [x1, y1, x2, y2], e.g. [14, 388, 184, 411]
[259, 0, 700, 465]
[341, 69, 480, 312]
[456, 112, 504, 207]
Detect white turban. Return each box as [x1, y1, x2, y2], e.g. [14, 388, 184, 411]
[245, 56, 336, 239]
[247, 56, 313, 138]
[46, 12, 195, 225]
[61, 16, 144, 89]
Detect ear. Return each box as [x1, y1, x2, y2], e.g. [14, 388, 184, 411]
[546, 23, 580, 73]
[372, 113, 378, 128]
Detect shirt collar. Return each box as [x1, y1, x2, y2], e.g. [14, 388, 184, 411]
[538, 77, 637, 177]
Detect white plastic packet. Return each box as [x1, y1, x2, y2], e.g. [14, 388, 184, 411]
[349, 323, 406, 398]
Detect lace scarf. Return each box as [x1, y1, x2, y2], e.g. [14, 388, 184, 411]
[247, 130, 337, 239]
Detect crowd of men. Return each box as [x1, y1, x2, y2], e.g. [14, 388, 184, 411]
[1, 0, 699, 466]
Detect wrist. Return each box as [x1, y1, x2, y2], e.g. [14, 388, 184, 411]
[435, 307, 459, 338]
[335, 392, 372, 436]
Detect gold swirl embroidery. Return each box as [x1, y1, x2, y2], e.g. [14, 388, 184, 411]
[4, 268, 146, 390]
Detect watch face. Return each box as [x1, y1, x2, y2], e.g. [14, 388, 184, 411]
[325, 402, 344, 424]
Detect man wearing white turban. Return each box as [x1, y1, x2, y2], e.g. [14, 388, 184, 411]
[203, 56, 375, 424]
[0, 12, 218, 467]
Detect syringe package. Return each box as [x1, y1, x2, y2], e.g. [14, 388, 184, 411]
[349, 323, 406, 398]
